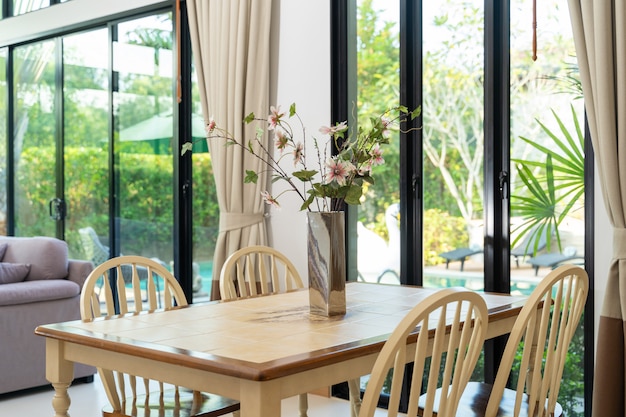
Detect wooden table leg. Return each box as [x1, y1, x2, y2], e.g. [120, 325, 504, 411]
[240, 380, 281, 417]
[348, 378, 362, 417]
[45, 338, 74, 417]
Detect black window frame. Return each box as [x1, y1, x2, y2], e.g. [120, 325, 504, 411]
[330, 1, 594, 415]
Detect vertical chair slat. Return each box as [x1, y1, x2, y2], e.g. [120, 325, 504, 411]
[79, 256, 226, 417]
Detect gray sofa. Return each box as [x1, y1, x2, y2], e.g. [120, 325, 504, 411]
[0, 236, 96, 394]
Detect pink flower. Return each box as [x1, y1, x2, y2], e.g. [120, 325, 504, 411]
[325, 159, 354, 186]
[319, 121, 348, 136]
[206, 117, 216, 134]
[369, 144, 384, 166]
[267, 105, 284, 130]
[293, 142, 304, 166]
[358, 164, 371, 176]
[381, 116, 391, 137]
[274, 128, 288, 151]
[261, 191, 280, 209]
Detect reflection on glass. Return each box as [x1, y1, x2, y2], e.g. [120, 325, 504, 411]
[355, 0, 401, 285]
[13, 40, 56, 237]
[63, 29, 109, 259]
[112, 13, 174, 265]
[12, 0, 49, 15]
[0, 48, 6, 235]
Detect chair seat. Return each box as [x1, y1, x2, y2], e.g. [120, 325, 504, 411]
[420, 382, 563, 417]
[102, 388, 240, 417]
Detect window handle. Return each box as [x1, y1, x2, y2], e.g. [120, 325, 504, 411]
[499, 171, 509, 199]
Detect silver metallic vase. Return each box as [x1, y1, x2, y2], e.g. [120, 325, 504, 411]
[307, 211, 347, 317]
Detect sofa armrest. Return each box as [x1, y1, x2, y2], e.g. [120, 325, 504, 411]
[67, 259, 94, 290]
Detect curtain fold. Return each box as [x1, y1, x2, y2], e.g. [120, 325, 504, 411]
[568, 1, 626, 415]
[187, 0, 272, 300]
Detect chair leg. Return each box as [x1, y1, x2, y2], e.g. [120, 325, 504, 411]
[348, 378, 361, 417]
[298, 393, 308, 417]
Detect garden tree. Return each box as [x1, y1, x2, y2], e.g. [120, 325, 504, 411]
[13, 41, 56, 151]
[358, 0, 580, 240]
[356, 0, 401, 230]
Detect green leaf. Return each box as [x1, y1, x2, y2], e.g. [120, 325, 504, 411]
[410, 105, 422, 119]
[180, 142, 193, 156]
[244, 170, 258, 184]
[293, 169, 318, 182]
[289, 103, 297, 117]
[344, 184, 363, 205]
[300, 195, 315, 211]
[244, 112, 255, 124]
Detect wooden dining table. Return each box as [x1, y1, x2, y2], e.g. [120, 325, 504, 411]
[35, 282, 527, 417]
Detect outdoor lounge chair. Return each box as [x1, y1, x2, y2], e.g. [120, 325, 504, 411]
[439, 247, 483, 271]
[528, 246, 583, 275]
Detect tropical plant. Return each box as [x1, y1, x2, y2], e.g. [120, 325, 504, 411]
[511, 104, 585, 254]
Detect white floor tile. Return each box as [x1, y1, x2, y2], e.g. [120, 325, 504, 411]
[0, 374, 393, 416]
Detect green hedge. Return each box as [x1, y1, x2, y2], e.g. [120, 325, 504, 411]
[16, 146, 219, 261]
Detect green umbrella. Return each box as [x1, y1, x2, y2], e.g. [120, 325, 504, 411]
[118, 112, 208, 154]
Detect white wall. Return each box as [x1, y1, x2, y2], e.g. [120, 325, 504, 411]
[267, 0, 331, 282]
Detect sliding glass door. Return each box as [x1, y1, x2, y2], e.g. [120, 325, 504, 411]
[63, 28, 109, 259]
[346, 0, 588, 415]
[111, 13, 174, 263]
[13, 40, 57, 238]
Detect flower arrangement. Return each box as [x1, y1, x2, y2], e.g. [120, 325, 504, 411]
[183, 103, 420, 212]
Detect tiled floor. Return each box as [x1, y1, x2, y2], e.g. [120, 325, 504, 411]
[0, 374, 393, 416]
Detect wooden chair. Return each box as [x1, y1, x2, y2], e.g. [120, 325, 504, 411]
[421, 264, 589, 417]
[219, 245, 304, 299]
[80, 255, 240, 417]
[219, 245, 362, 417]
[359, 288, 489, 417]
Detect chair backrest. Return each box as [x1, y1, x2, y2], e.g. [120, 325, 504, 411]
[486, 264, 589, 417]
[80, 255, 187, 319]
[219, 245, 304, 300]
[359, 288, 489, 417]
[80, 256, 188, 413]
[79, 226, 110, 266]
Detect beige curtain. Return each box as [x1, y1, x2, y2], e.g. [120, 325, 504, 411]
[568, 1, 626, 415]
[187, 0, 272, 300]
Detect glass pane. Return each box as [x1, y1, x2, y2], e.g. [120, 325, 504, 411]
[13, 40, 57, 237]
[355, 0, 401, 285]
[63, 28, 109, 259]
[12, 0, 49, 15]
[422, 1, 485, 290]
[510, 2, 584, 415]
[0, 48, 6, 235]
[510, 0, 584, 288]
[112, 13, 174, 265]
[191, 64, 217, 300]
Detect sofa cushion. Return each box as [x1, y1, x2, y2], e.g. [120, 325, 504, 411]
[0, 243, 7, 260]
[0, 279, 80, 306]
[0, 263, 31, 285]
[0, 237, 69, 281]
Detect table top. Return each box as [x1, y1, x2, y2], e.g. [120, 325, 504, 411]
[35, 282, 526, 382]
